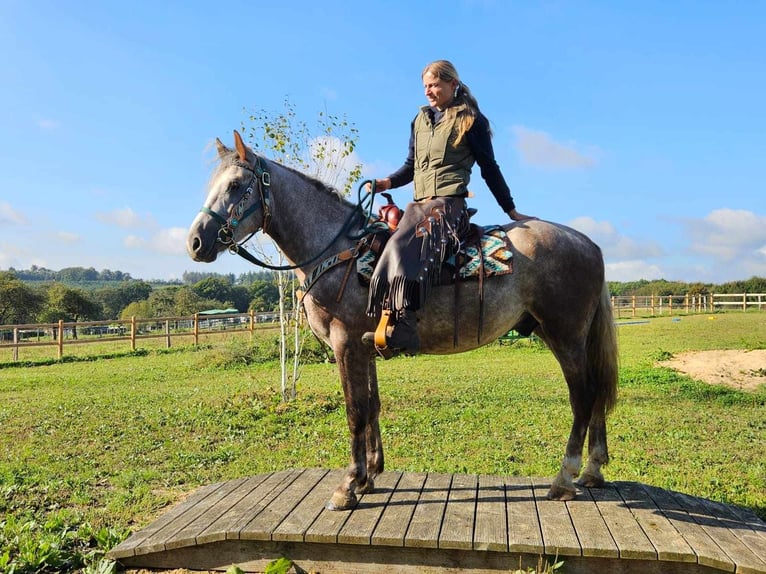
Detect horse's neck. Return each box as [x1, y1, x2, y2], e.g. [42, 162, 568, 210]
[267, 165, 357, 279]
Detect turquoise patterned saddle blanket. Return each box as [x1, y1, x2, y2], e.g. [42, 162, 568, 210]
[357, 225, 513, 283]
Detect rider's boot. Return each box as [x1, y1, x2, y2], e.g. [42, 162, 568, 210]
[362, 309, 420, 356]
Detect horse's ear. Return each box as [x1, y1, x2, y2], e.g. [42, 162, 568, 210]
[233, 130, 248, 162]
[215, 137, 228, 158]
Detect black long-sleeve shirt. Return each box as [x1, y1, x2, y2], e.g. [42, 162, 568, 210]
[387, 108, 516, 212]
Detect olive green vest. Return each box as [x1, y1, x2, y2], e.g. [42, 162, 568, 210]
[413, 104, 475, 200]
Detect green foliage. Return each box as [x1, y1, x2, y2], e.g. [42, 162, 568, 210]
[264, 557, 293, 574]
[0, 511, 124, 574]
[244, 96, 362, 196]
[206, 333, 330, 368]
[0, 313, 764, 572]
[0, 272, 44, 324]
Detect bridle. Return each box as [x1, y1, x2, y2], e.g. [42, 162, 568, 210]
[199, 153, 377, 272]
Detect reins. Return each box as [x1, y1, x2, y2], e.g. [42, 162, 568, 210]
[200, 154, 380, 274]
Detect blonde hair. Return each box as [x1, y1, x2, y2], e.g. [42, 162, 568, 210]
[422, 59, 484, 144]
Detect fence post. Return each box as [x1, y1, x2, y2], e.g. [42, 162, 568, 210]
[165, 320, 171, 348]
[669, 296, 673, 316]
[13, 327, 18, 361]
[249, 309, 255, 340]
[743, 293, 747, 311]
[130, 316, 136, 351]
[194, 313, 199, 346]
[58, 320, 64, 359]
[631, 295, 636, 318]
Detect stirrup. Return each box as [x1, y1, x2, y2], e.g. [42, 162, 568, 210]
[362, 309, 394, 359]
[371, 310, 394, 359]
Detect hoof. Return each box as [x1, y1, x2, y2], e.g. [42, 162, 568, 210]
[576, 472, 606, 488]
[546, 484, 577, 501]
[355, 477, 375, 495]
[325, 490, 358, 511]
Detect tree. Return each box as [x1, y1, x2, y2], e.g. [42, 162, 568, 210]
[0, 271, 44, 324]
[38, 284, 102, 339]
[93, 281, 153, 319]
[242, 97, 361, 400]
[249, 280, 280, 312]
[192, 277, 250, 311]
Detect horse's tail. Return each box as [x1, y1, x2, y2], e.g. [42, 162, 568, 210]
[587, 282, 618, 414]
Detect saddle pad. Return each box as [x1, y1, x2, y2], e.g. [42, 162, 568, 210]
[454, 225, 513, 279]
[357, 225, 513, 283]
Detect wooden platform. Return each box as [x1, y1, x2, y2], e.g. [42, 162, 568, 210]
[108, 469, 766, 573]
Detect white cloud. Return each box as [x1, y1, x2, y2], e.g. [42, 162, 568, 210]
[37, 118, 60, 130]
[513, 126, 598, 169]
[0, 202, 27, 225]
[55, 231, 80, 243]
[685, 209, 766, 261]
[606, 260, 664, 282]
[568, 216, 663, 260]
[123, 227, 187, 256]
[96, 207, 155, 229]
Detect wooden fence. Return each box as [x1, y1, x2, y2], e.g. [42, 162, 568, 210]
[611, 292, 766, 319]
[0, 311, 279, 362]
[1, 294, 764, 361]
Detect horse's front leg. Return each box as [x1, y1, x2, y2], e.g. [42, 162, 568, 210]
[326, 342, 374, 511]
[357, 354, 383, 495]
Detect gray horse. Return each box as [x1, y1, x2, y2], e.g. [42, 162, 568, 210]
[187, 131, 618, 510]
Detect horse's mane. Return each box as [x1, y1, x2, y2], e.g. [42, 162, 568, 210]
[213, 148, 351, 207]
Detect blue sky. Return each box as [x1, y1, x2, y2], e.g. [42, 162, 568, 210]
[1, 0, 764, 283]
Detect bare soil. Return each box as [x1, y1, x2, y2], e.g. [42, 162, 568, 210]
[658, 349, 766, 391]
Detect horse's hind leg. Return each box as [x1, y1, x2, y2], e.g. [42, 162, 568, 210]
[547, 349, 595, 501]
[577, 407, 608, 488]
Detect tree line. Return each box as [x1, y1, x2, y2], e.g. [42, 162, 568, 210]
[3, 266, 765, 328]
[0, 270, 282, 326]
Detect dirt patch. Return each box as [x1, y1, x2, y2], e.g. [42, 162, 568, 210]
[658, 349, 766, 391]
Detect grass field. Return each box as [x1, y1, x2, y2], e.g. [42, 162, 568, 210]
[0, 312, 764, 573]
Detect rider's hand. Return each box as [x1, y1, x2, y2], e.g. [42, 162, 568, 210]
[508, 208, 537, 222]
[366, 178, 392, 193]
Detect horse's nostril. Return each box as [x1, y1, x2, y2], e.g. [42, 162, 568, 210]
[192, 237, 201, 252]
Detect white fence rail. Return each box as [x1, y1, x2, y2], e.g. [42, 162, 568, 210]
[611, 293, 766, 318]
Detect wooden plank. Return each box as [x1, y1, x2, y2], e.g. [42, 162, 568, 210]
[590, 482, 657, 560]
[304, 479, 356, 545]
[505, 475, 543, 554]
[695, 496, 766, 567]
[164, 476, 254, 550]
[439, 473, 478, 550]
[473, 474, 507, 552]
[531, 477, 581, 557]
[338, 472, 402, 545]
[404, 472, 452, 549]
[240, 468, 327, 541]
[615, 481, 696, 563]
[271, 469, 342, 542]
[566, 487, 619, 558]
[211, 469, 301, 540]
[371, 472, 427, 547]
[107, 482, 223, 559]
[194, 473, 276, 545]
[672, 490, 766, 574]
[133, 481, 246, 556]
[642, 483, 735, 572]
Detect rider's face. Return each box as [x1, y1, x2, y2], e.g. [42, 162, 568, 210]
[423, 72, 457, 111]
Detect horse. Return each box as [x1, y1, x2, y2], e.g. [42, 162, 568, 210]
[186, 131, 618, 510]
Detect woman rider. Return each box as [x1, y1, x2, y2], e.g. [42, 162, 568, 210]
[362, 60, 534, 355]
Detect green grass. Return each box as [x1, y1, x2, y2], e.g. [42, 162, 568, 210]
[0, 313, 764, 573]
